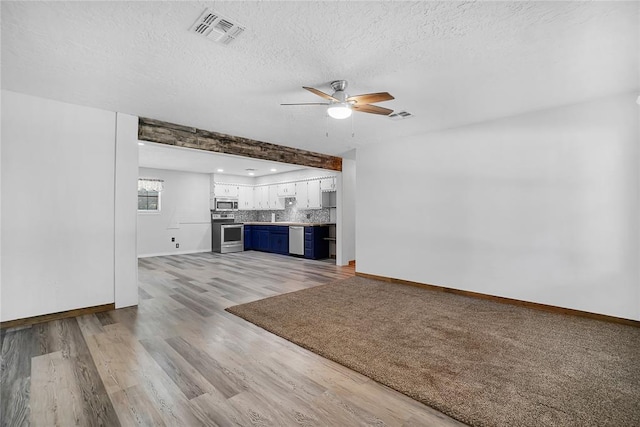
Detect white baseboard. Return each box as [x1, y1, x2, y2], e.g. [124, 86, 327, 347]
[138, 249, 211, 258]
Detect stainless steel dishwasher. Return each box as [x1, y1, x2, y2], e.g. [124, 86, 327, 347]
[289, 226, 305, 256]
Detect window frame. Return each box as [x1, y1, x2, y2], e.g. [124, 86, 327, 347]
[137, 179, 162, 214]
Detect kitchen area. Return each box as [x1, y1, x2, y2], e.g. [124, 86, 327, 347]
[210, 173, 338, 260]
[137, 142, 351, 265]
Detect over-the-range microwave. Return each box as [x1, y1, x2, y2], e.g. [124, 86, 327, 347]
[214, 198, 238, 211]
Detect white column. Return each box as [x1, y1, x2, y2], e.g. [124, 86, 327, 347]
[337, 156, 356, 266]
[114, 113, 139, 308]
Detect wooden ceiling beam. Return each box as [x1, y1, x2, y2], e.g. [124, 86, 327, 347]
[138, 118, 342, 171]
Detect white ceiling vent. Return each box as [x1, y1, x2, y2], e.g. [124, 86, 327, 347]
[190, 8, 245, 45]
[388, 111, 414, 121]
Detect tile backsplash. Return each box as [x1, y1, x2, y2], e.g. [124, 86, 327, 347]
[232, 210, 259, 222]
[230, 198, 332, 223]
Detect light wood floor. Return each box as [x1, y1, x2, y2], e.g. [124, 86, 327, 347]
[1, 251, 465, 426]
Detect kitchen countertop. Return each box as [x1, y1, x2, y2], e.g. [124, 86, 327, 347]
[242, 222, 335, 227]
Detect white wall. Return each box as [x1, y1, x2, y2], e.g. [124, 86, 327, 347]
[1, 91, 117, 321]
[254, 168, 337, 185]
[357, 92, 640, 320]
[214, 173, 255, 185]
[214, 169, 337, 187]
[337, 155, 356, 266]
[137, 167, 212, 257]
[114, 113, 139, 308]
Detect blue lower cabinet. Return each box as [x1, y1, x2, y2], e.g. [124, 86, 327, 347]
[304, 226, 329, 259]
[255, 228, 270, 252]
[244, 225, 253, 250]
[246, 225, 327, 259]
[245, 225, 271, 253]
[269, 227, 289, 255]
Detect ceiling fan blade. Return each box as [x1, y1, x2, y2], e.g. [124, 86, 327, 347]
[280, 102, 329, 106]
[303, 86, 339, 102]
[352, 104, 393, 116]
[347, 92, 394, 104]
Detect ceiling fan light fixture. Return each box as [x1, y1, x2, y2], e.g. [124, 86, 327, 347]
[327, 102, 352, 119]
[284, 80, 394, 118]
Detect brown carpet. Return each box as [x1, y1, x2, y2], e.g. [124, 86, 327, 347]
[226, 276, 640, 427]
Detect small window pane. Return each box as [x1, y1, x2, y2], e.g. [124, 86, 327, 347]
[138, 187, 160, 212]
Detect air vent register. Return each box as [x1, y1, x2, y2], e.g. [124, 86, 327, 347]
[388, 111, 414, 121]
[190, 8, 245, 45]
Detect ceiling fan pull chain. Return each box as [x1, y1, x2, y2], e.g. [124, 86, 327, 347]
[325, 113, 328, 138]
[351, 114, 355, 138]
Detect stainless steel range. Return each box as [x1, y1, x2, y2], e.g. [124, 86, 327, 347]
[211, 213, 244, 253]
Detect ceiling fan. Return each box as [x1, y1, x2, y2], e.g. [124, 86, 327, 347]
[281, 80, 394, 119]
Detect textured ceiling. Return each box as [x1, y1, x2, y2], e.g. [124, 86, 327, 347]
[2, 1, 638, 156]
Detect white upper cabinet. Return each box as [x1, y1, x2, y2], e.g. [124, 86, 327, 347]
[254, 186, 269, 210]
[320, 177, 336, 192]
[276, 182, 296, 197]
[238, 186, 254, 210]
[295, 181, 308, 208]
[213, 176, 333, 211]
[307, 179, 321, 208]
[295, 180, 322, 209]
[269, 185, 284, 210]
[214, 183, 239, 198]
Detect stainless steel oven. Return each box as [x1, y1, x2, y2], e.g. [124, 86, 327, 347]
[212, 213, 244, 253]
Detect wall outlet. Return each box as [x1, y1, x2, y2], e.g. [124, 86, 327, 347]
[171, 237, 175, 242]
[176, 243, 179, 248]
[306, 214, 311, 219]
